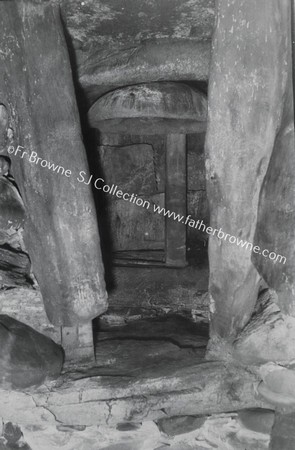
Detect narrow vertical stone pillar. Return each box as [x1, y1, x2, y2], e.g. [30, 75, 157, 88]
[165, 134, 187, 267]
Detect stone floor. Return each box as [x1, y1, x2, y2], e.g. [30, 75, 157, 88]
[0, 412, 273, 450]
[0, 309, 275, 449]
[0, 235, 276, 449]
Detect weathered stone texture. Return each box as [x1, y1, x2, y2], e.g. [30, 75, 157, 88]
[270, 413, 295, 450]
[60, 0, 215, 100]
[0, 1, 107, 325]
[0, 105, 9, 151]
[80, 40, 212, 103]
[253, 48, 295, 315]
[156, 415, 207, 436]
[108, 194, 165, 251]
[205, 0, 291, 338]
[0, 315, 63, 389]
[237, 408, 275, 435]
[88, 82, 207, 134]
[62, 0, 215, 50]
[0, 414, 272, 450]
[233, 290, 295, 365]
[0, 177, 25, 231]
[0, 246, 31, 288]
[97, 132, 208, 253]
[0, 287, 61, 343]
[0, 312, 273, 449]
[98, 144, 157, 195]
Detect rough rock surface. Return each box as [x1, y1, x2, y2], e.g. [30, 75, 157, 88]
[0, 1, 108, 325]
[103, 265, 209, 322]
[79, 41, 211, 104]
[0, 158, 9, 176]
[205, 0, 291, 339]
[0, 170, 30, 288]
[0, 422, 31, 449]
[62, 0, 215, 52]
[233, 290, 295, 365]
[88, 82, 207, 134]
[0, 245, 31, 288]
[0, 411, 271, 450]
[237, 409, 275, 435]
[0, 105, 9, 151]
[98, 144, 157, 195]
[0, 307, 273, 449]
[60, 0, 215, 101]
[0, 288, 60, 343]
[0, 177, 25, 231]
[257, 363, 295, 409]
[96, 132, 208, 254]
[0, 315, 63, 389]
[156, 415, 207, 436]
[269, 413, 295, 450]
[253, 26, 295, 315]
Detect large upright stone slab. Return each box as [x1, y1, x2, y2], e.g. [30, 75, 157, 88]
[253, 50, 295, 315]
[0, 1, 107, 325]
[205, 0, 291, 339]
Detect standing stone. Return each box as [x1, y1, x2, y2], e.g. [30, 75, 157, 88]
[0, 1, 107, 325]
[205, 0, 291, 339]
[253, 33, 295, 315]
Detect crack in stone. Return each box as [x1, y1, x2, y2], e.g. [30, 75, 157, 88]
[106, 400, 113, 426]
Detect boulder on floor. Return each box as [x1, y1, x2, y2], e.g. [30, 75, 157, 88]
[0, 315, 63, 389]
[156, 415, 207, 436]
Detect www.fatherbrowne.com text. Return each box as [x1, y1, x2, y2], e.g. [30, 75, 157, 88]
[7, 146, 287, 265]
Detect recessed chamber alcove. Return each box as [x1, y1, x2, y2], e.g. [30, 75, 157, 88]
[88, 81, 208, 266]
[86, 80, 210, 332]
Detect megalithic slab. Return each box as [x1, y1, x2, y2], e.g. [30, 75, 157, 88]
[0, 1, 108, 326]
[252, 0, 295, 316]
[205, 0, 291, 340]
